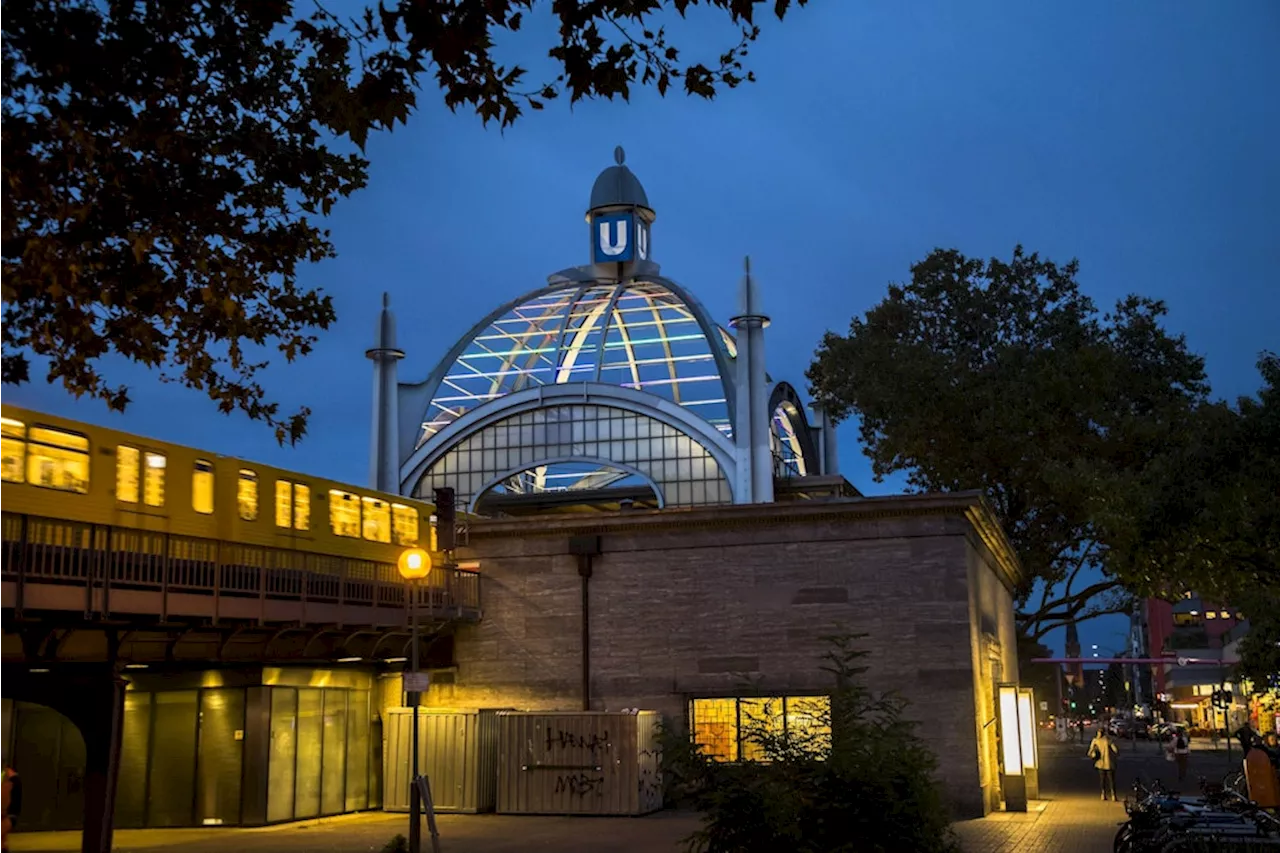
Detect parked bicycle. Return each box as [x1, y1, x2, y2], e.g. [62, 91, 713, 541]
[1115, 775, 1280, 852]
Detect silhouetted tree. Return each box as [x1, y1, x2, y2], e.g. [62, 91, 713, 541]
[806, 246, 1208, 640]
[3, 0, 811, 441]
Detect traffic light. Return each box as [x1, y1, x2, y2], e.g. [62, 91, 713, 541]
[434, 487, 456, 551]
[1070, 701, 1077, 709]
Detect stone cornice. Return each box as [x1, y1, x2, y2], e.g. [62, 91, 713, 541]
[464, 492, 1026, 591]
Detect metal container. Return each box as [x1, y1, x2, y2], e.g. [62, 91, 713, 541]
[383, 707, 504, 814]
[496, 711, 663, 816]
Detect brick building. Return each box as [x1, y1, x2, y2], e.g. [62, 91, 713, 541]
[411, 494, 1023, 817]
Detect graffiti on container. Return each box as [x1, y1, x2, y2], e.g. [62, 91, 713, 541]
[545, 728, 610, 753]
[555, 772, 606, 797]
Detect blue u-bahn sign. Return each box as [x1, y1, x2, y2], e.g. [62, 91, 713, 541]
[591, 211, 649, 265]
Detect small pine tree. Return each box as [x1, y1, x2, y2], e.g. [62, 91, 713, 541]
[661, 634, 960, 853]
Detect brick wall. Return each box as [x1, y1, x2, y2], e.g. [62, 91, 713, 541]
[412, 493, 1022, 818]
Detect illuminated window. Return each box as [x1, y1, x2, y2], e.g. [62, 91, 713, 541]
[329, 490, 360, 538]
[392, 503, 419, 546]
[192, 460, 215, 514]
[1205, 611, 1217, 619]
[739, 698, 785, 761]
[27, 426, 90, 493]
[1221, 611, 1231, 620]
[116, 446, 140, 502]
[1, 418, 25, 483]
[294, 483, 311, 530]
[275, 480, 292, 527]
[362, 497, 390, 543]
[237, 469, 258, 521]
[689, 696, 830, 762]
[275, 480, 312, 530]
[690, 698, 738, 761]
[143, 452, 166, 507]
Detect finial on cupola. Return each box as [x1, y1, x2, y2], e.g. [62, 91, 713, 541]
[586, 146, 655, 271]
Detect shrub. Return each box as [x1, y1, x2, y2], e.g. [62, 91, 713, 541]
[660, 634, 960, 853]
[379, 835, 408, 853]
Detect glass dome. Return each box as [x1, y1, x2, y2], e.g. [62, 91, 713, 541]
[417, 279, 738, 448]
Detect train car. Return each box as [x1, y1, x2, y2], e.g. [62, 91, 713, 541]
[0, 403, 439, 562]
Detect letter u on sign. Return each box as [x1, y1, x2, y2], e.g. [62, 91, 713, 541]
[592, 212, 634, 263]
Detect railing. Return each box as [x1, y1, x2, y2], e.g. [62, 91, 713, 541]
[1, 512, 480, 626]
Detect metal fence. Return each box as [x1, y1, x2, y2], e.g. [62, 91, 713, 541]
[1, 512, 480, 625]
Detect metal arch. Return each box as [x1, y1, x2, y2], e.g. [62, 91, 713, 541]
[642, 275, 739, 428]
[399, 381, 740, 494]
[396, 286, 575, 462]
[468, 456, 666, 513]
[768, 382, 821, 474]
[399, 276, 742, 462]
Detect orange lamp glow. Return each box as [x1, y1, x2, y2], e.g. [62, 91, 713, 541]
[397, 547, 432, 580]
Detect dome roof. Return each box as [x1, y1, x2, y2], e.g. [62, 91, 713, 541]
[415, 279, 737, 447]
[589, 146, 650, 210]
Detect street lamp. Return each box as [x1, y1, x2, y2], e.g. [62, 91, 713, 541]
[398, 547, 432, 853]
[997, 683, 1029, 811]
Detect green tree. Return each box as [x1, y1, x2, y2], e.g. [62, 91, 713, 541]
[661, 634, 959, 853]
[2, 0, 811, 442]
[806, 246, 1209, 640]
[1114, 355, 1279, 602]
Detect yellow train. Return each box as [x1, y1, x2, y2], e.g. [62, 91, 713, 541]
[0, 403, 438, 561]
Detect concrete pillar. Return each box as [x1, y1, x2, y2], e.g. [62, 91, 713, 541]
[366, 293, 405, 492]
[2, 664, 128, 853]
[79, 675, 127, 853]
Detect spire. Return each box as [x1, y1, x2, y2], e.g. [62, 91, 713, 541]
[729, 257, 773, 503]
[367, 293, 405, 492]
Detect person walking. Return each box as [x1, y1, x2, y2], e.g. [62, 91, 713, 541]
[1089, 728, 1120, 801]
[2, 766, 20, 853]
[1172, 729, 1190, 782]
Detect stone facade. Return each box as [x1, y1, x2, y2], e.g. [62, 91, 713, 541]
[414, 491, 1022, 818]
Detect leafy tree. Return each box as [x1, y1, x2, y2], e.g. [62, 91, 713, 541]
[806, 246, 1210, 641]
[2, 0, 810, 443]
[661, 634, 960, 853]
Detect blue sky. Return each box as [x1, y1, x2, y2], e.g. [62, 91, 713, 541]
[7, 0, 1278, 657]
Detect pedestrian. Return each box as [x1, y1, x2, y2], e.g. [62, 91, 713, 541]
[1172, 729, 1190, 782]
[1088, 727, 1120, 801]
[2, 765, 20, 853]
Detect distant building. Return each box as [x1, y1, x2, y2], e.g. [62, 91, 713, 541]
[1145, 592, 1245, 729]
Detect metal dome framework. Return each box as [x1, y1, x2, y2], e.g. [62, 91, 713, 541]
[413, 278, 739, 444]
[370, 149, 839, 512]
[398, 275, 817, 510]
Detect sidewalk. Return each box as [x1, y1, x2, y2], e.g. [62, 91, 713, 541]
[952, 735, 1247, 853]
[9, 737, 1247, 853]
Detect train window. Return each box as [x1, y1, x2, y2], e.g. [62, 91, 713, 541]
[275, 480, 312, 530]
[237, 469, 258, 521]
[275, 480, 292, 527]
[116, 445, 140, 502]
[27, 426, 90, 493]
[329, 489, 360, 538]
[143, 452, 166, 507]
[1, 417, 26, 483]
[192, 460, 215, 514]
[391, 503, 418, 546]
[361, 497, 391, 543]
[294, 483, 311, 531]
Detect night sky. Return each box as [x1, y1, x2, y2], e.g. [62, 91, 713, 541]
[7, 1, 1278, 659]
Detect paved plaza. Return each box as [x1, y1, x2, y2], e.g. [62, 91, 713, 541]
[8, 734, 1249, 853]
